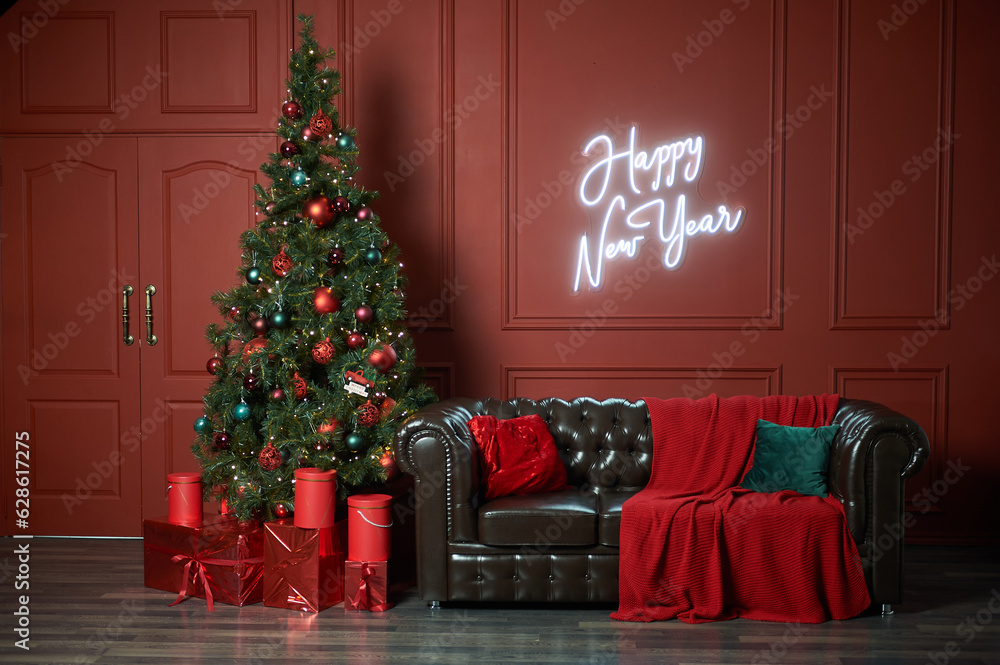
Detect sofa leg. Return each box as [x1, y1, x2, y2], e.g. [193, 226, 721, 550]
[881, 603, 894, 616]
[428, 601, 441, 609]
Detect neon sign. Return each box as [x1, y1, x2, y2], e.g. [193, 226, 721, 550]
[573, 126, 744, 292]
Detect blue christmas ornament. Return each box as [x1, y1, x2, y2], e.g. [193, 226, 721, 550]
[291, 169, 308, 186]
[193, 416, 212, 434]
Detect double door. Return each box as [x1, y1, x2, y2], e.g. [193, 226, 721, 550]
[2, 137, 270, 535]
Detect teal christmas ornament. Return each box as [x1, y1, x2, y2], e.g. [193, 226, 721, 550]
[246, 267, 262, 284]
[233, 403, 251, 421]
[337, 134, 354, 150]
[269, 310, 290, 329]
[364, 247, 382, 264]
[345, 432, 364, 451]
[193, 416, 212, 434]
[291, 169, 308, 186]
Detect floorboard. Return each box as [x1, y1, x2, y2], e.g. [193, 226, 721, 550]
[0, 540, 997, 664]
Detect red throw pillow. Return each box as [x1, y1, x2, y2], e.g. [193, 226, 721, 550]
[467, 414, 570, 500]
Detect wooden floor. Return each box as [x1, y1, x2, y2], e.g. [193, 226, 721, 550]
[0, 540, 998, 664]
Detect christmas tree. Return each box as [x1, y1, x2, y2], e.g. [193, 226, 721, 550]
[191, 14, 437, 522]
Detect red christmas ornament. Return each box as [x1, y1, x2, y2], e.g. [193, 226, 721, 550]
[279, 141, 299, 156]
[313, 287, 340, 314]
[301, 126, 319, 142]
[355, 305, 373, 323]
[291, 372, 308, 399]
[356, 206, 372, 221]
[310, 111, 333, 135]
[274, 503, 289, 518]
[206, 357, 223, 375]
[242, 337, 269, 362]
[368, 344, 398, 374]
[327, 247, 345, 273]
[379, 397, 397, 417]
[258, 443, 282, 471]
[380, 449, 400, 481]
[311, 338, 336, 365]
[270, 387, 286, 401]
[332, 196, 350, 213]
[317, 418, 340, 436]
[264, 202, 277, 215]
[346, 331, 365, 349]
[227, 306, 241, 321]
[357, 402, 380, 427]
[214, 432, 230, 450]
[250, 317, 269, 336]
[272, 249, 293, 277]
[243, 373, 260, 390]
[303, 195, 334, 228]
[282, 101, 303, 119]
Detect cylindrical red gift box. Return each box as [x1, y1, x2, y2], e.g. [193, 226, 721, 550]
[294, 467, 337, 529]
[167, 472, 203, 524]
[348, 494, 393, 561]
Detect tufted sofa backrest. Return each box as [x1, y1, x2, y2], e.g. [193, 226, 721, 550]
[475, 396, 653, 493]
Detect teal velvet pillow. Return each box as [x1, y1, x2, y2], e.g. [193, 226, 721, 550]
[740, 420, 840, 497]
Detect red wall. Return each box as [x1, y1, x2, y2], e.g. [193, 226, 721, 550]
[302, 0, 1000, 544]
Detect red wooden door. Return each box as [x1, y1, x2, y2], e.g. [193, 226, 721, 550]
[1, 137, 143, 536]
[136, 137, 271, 520]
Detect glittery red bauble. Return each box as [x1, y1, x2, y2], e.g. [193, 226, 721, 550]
[242, 337, 268, 362]
[273, 503, 289, 518]
[368, 344, 398, 374]
[356, 206, 372, 221]
[317, 418, 340, 436]
[380, 449, 400, 481]
[311, 338, 335, 365]
[279, 141, 299, 156]
[355, 305, 373, 323]
[258, 444, 282, 471]
[310, 111, 333, 135]
[380, 397, 397, 417]
[292, 373, 308, 399]
[332, 196, 350, 213]
[314, 287, 340, 314]
[357, 402, 380, 427]
[214, 432, 230, 450]
[207, 357, 223, 375]
[303, 196, 334, 228]
[272, 249, 293, 277]
[347, 331, 365, 349]
[250, 317, 269, 336]
[282, 101, 303, 119]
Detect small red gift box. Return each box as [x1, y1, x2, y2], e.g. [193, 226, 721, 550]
[264, 518, 347, 612]
[143, 514, 264, 610]
[344, 560, 393, 612]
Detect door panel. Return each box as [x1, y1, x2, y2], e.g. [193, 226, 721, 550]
[1, 137, 141, 536]
[137, 137, 273, 521]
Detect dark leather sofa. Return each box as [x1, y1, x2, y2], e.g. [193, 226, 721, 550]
[393, 396, 929, 613]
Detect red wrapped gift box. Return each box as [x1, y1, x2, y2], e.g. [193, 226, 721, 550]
[264, 518, 347, 612]
[345, 560, 393, 612]
[143, 514, 264, 610]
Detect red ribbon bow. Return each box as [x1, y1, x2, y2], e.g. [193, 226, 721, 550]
[350, 562, 392, 612]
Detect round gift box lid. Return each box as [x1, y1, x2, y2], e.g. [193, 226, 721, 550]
[295, 467, 337, 482]
[348, 493, 391, 508]
[167, 472, 202, 484]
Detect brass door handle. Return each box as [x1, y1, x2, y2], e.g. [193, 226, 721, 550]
[145, 284, 158, 346]
[122, 285, 134, 346]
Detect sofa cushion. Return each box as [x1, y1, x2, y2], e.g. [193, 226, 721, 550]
[468, 414, 570, 500]
[597, 491, 639, 547]
[478, 491, 598, 546]
[740, 419, 840, 497]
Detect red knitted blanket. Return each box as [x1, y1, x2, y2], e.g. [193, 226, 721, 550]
[612, 394, 870, 623]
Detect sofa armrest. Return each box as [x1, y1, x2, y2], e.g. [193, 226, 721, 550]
[393, 398, 485, 601]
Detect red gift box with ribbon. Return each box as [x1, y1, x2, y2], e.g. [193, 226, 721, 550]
[263, 518, 347, 612]
[143, 514, 264, 610]
[344, 560, 393, 612]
